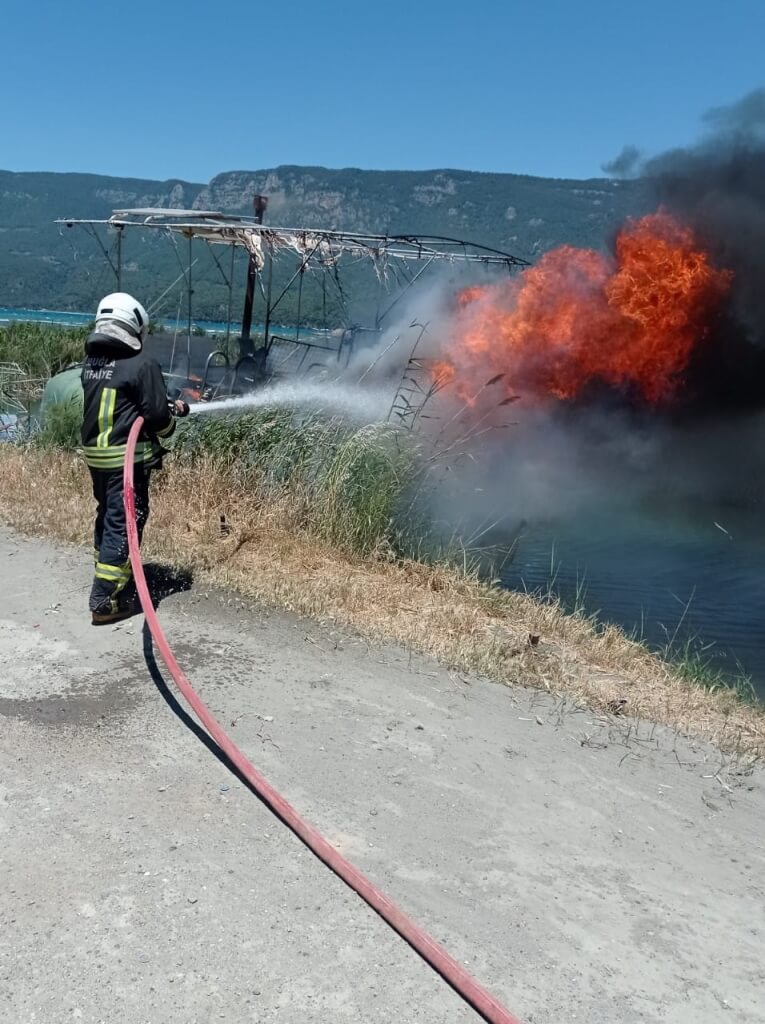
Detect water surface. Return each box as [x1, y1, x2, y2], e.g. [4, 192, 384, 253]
[500, 502, 765, 699]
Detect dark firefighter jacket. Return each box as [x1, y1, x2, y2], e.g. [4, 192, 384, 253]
[81, 331, 176, 470]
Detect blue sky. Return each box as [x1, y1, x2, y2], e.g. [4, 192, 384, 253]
[1, 0, 762, 183]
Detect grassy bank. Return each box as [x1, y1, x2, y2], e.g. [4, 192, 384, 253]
[1, 412, 763, 759]
[0, 321, 88, 380]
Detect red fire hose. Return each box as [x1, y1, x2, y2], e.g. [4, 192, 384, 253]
[124, 416, 524, 1024]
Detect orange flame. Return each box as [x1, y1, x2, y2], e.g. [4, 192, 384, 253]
[437, 212, 732, 405]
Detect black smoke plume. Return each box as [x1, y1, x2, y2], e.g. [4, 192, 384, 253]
[644, 88, 765, 410]
[601, 144, 643, 178]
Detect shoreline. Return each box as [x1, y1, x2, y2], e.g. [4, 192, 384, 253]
[1, 443, 762, 760]
[0, 306, 319, 337]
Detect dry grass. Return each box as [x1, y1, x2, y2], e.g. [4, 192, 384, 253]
[2, 444, 763, 759]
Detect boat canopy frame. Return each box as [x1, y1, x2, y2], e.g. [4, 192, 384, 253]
[56, 207, 530, 386]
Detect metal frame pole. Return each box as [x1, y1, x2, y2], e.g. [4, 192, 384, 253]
[226, 243, 235, 345]
[263, 245, 274, 355]
[116, 225, 123, 290]
[187, 233, 193, 341]
[240, 194, 268, 358]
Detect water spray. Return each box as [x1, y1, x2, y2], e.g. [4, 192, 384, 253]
[189, 379, 394, 422]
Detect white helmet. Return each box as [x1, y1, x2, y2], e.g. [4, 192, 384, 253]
[96, 292, 150, 342]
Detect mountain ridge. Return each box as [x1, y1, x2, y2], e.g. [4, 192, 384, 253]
[0, 164, 648, 320]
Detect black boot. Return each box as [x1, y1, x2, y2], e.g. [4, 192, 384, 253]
[91, 593, 139, 626]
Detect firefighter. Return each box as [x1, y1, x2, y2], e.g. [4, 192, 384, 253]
[81, 293, 189, 625]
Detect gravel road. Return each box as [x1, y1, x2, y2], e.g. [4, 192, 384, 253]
[1, 527, 763, 1023]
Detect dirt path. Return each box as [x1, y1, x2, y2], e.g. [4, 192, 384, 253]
[1, 527, 763, 1024]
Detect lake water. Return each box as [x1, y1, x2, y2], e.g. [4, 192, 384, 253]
[499, 501, 765, 699]
[0, 306, 328, 340]
[0, 305, 235, 335]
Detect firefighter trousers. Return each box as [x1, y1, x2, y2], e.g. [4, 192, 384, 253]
[89, 465, 151, 613]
